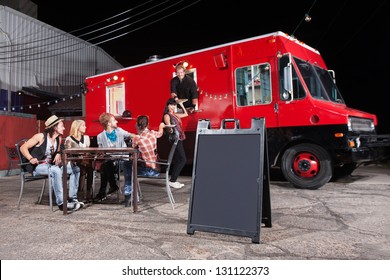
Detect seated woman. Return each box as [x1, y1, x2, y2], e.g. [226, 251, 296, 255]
[132, 115, 166, 177]
[65, 120, 94, 203]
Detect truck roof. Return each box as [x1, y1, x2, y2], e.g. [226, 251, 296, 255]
[86, 31, 320, 79]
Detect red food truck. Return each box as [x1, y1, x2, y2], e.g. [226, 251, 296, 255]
[84, 31, 390, 189]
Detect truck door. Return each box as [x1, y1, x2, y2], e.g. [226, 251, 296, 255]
[276, 54, 313, 127]
[233, 60, 278, 128]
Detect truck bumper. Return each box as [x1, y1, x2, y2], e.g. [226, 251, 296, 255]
[351, 134, 390, 163]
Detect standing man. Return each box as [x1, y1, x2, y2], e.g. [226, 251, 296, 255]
[170, 64, 198, 113]
[95, 113, 135, 206]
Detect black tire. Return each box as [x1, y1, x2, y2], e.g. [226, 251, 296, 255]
[281, 143, 332, 189]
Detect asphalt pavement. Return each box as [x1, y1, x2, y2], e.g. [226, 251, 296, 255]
[0, 164, 389, 260]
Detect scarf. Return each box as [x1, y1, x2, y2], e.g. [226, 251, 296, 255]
[106, 130, 117, 142]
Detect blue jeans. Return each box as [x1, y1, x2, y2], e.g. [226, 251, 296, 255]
[138, 165, 160, 177]
[34, 163, 80, 206]
[121, 160, 133, 196]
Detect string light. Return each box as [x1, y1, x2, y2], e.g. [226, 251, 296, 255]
[1, 93, 82, 111]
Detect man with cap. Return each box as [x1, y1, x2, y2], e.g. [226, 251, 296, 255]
[20, 115, 82, 212]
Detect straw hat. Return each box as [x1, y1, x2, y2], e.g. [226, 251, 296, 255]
[45, 115, 63, 129]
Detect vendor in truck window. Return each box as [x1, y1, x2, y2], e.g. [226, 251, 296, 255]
[170, 64, 199, 113]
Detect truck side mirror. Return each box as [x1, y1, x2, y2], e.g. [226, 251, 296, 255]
[282, 64, 293, 101]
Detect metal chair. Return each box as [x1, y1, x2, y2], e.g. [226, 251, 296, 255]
[15, 138, 54, 211]
[5, 145, 19, 176]
[137, 138, 179, 209]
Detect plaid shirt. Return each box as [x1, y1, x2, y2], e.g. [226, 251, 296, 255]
[132, 128, 163, 169]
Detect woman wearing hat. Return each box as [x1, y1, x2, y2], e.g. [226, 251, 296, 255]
[20, 115, 82, 212]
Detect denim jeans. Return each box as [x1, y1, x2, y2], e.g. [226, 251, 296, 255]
[34, 162, 80, 206]
[121, 160, 133, 196]
[138, 165, 160, 177]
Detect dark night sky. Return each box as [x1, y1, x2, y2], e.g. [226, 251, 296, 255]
[32, 0, 389, 133]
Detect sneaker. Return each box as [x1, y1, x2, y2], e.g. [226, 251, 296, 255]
[169, 181, 183, 189]
[107, 185, 119, 195]
[74, 200, 84, 208]
[73, 202, 81, 211]
[58, 203, 75, 211]
[69, 198, 85, 208]
[94, 193, 107, 202]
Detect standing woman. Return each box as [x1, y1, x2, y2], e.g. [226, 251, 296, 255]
[163, 98, 188, 189]
[65, 120, 94, 203]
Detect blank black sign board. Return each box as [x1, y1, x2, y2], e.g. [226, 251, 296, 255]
[187, 118, 271, 244]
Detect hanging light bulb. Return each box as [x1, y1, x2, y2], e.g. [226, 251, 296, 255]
[305, 14, 312, 22]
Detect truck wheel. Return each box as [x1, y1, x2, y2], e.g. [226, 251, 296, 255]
[281, 143, 332, 189]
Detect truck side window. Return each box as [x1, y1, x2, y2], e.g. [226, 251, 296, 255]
[235, 63, 271, 106]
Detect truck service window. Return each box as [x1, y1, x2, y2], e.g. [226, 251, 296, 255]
[106, 83, 125, 116]
[235, 63, 271, 106]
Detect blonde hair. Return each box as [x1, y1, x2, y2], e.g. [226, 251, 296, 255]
[69, 120, 85, 139]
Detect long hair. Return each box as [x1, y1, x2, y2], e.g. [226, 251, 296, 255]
[69, 120, 85, 139]
[162, 98, 177, 121]
[44, 123, 60, 137]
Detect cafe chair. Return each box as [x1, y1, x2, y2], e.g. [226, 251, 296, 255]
[137, 138, 179, 209]
[15, 138, 54, 211]
[5, 145, 19, 176]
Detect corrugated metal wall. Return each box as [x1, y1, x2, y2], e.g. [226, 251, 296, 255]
[0, 5, 122, 97]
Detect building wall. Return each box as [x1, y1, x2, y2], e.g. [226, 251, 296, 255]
[0, 0, 37, 18]
[0, 5, 122, 113]
[0, 3, 124, 175]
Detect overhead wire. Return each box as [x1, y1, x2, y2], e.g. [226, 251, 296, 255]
[333, 0, 387, 55]
[290, 0, 317, 38]
[313, 0, 349, 48]
[0, 0, 155, 53]
[0, 0, 179, 62]
[0, 0, 201, 64]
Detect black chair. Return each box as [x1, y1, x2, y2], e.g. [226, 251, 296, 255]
[15, 138, 54, 211]
[137, 138, 179, 209]
[5, 145, 19, 176]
